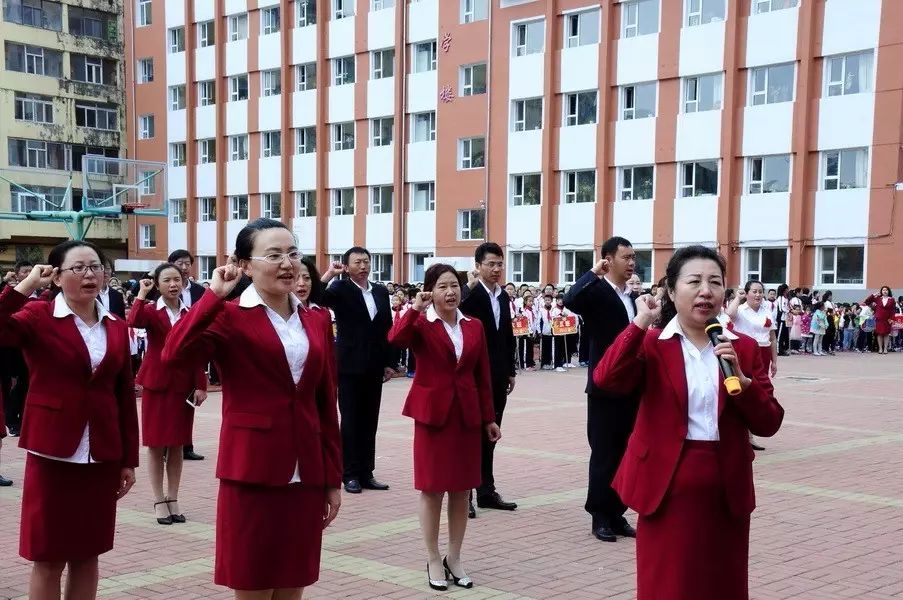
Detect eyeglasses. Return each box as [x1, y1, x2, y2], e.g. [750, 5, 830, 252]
[250, 251, 303, 264]
[61, 264, 105, 276]
[481, 261, 504, 269]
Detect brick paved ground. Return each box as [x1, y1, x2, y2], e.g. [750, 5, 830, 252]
[1, 351, 902, 599]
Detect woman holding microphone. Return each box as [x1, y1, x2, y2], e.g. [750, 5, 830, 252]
[129, 263, 208, 525]
[388, 264, 501, 591]
[163, 218, 342, 599]
[593, 245, 784, 600]
[0, 240, 138, 600]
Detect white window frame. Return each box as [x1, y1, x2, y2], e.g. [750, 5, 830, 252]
[821, 148, 869, 191]
[262, 69, 281, 96]
[412, 111, 436, 142]
[371, 117, 394, 147]
[563, 170, 596, 204]
[261, 6, 280, 35]
[139, 224, 156, 248]
[458, 209, 485, 241]
[169, 84, 186, 110]
[510, 251, 540, 284]
[817, 246, 865, 286]
[370, 254, 392, 282]
[560, 250, 595, 284]
[743, 247, 788, 286]
[563, 90, 598, 126]
[824, 51, 874, 97]
[749, 63, 795, 106]
[262, 131, 281, 158]
[685, 0, 725, 27]
[620, 82, 656, 120]
[199, 256, 216, 281]
[15, 93, 54, 124]
[513, 19, 545, 57]
[564, 9, 600, 48]
[297, 0, 316, 27]
[752, 0, 798, 15]
[510, 173, 541, 206]
[229, 13, 248, 41]
[138, 58, 154, 83]
[332, 122, 355, 151]
[198, 80, 215, 106]
[139, 171, 156, 195]
[372, 0, 395, 11]
[333, 56, 355, 85]
[512, 97, 543, 132]
[461, 0, 487, 24]
[198, 20, 215, 47]
[296, 62, 317, 91]
[229, 195, 249, 220]
[262, 193, 282, 219]
[746, 155, 791, 194]
[137, 0, 151, 26]
[683, 73, 722, 113]
[296, 190, 316, 217]
[371, 48, 394, 80]
[461, 63, 487, 96]
[411, 182, 436, 211]
[622, 0, 658, 38]
[331, 188, 355, 215]
[229, 135, 249, 161]
[619, 165, 655, 201]
[138, 114, 154, 139]
[198, 138, 216, 163]
[413, 41, 438, 73]
[199, 197, 217, 222]
[459, 137, 485, 169]
[229, 74, 249, 101]
[170, 198, 187, 223]
[296, 127, 316, 154]
[169, 27, 185, 53]
[169, 143, 186, 167]
[369, 185, 393, 214]
[334, 0, 354, 19]
[680, 160, 719, 197]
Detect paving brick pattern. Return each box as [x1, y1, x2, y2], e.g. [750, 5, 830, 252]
[1, 352, 901, 599]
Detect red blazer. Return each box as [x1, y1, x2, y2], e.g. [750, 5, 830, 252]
[162, 289, 341, 488]
[593, 323, 784, 518]
[865, 295, 896, 322]
[388, 308, 495, 428]
[127, 298, 207, 393]
[0, 287, 139, 467]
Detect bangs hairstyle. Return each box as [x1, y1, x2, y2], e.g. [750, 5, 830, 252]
[152, 262, 183, 287]
[48, 240, 107, 271]
[744, 280, 765, 293]
[234, 218, 293, 261]
[422, 263, 464, 292]
[299, 257, 325, 305]
[659, 245, 727, 327]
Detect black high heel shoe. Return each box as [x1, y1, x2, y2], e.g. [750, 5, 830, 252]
[426, 562, 447, 591]
[153, 501, 173, 525]
[443, 556, 473, 589]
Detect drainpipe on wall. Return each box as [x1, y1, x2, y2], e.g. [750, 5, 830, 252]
[482, 2, 494, 241]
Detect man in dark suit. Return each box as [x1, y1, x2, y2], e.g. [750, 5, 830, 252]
[167, 249, 207, 460]
[563, 236, 640, 542]
[99, 262, 126, 319]
[321, 247, 395, 494]
[461, 242, 518, 516]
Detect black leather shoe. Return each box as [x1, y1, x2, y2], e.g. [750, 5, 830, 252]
[476, 492, 517, 511]
[751, 442, 766, 451]
[344, 479, 362, 494]
[593, 525, 617, 542]
[612, 519, 637, 538]
[361, 478, 389, 491]
[0, 475, 12, 487]
[7, 428, 19, 437]
[468, 500, 476, 519]
[183, 450, 205, 460]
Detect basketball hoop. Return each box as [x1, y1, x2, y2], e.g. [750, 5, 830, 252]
[120, 203, 148, 214]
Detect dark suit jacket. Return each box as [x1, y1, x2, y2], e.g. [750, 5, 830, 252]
[320, 278, 393, 376]
[593, 323, 784, 517]
[460, 282, 516, 381]
[106, 287, 126, 319]
[563, 271, 636, 397]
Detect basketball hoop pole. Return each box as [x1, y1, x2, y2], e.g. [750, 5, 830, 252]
[0, 171, 95, 239]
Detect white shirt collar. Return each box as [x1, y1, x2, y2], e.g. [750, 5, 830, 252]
[239, 284, 302, 312]
[155, 296, 188, 312]
[479, 279, 502, 298]
[425, 305, 470, 324]
[53, 292, 117, 321]
[658, 316, 737, 341]
[603, 275, 630, 296]
[351, 278, 372, 293]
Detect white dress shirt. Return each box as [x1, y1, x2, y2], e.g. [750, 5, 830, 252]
[479, 279, 502, 329]
[180, 283, 193, 308]
[659, 317, 738, 441]
[604, 276, 636, 322]
[30, 294, 116, 464]
[239, 285, 309, 482]
[98, 286, 110, 310]
[352, 279, 378, 320]
[426, 305, 469, 361]
[156, 296, 188, 326]
[733, 303, 775, 348]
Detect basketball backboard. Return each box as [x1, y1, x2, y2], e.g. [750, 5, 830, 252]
[81, 155, 167, 217]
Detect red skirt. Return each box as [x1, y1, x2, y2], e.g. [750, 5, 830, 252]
[759, 346, 772, 374]
[636, 441, 750, 600]
[413, 401, 482, 493]
[20, 453, 121, 562]
[141, 388, 195, 447]
[215, 480, 325, 590]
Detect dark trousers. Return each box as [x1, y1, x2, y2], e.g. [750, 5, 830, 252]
[5, 370, 27, 431]
[578, 330, 590, 363]
[540, 335, 565, 368]
[516, 336, 535, 369]
[777, 315, 790, 355]
[586, 391, 638, 528]
[338, 371, 384, 482]
[477, 377, 509, 499]
[823, 322, 837, 352]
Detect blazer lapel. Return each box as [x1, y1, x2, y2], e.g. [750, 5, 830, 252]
[63, 316, 94, 375]
[658, 337, 689, 415]
[247, 307, 296, 386]
[430, 318, 458, 363]
[298, 308, 322, 390]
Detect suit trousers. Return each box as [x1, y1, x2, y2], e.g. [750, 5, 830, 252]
[338, 372, 384, 482]
[586, 391, 638, 527]
[6, 370, 28, 430]
[477, 376, 509, 499]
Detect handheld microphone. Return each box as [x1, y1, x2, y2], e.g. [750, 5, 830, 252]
[704, 318, 742, 396]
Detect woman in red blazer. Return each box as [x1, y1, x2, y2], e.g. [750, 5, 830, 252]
[864, 286, 896, 354]
[128, 263, 208, 525]
[0, 240, 138, 600]
[162, 219, 341, 598]
[593, 246, 784, 600]
[388, 264, 501, 592]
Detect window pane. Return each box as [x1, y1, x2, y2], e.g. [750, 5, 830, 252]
[760, 248, 786, 283]
[835, 246, 864, 284]
[634, 251, 652, 283]
[638, 0, 659, 35]
[634, 166, 654, 199]
[694, 161, 718, 195]
[768, 64, 794, 103]
[701, 0, 725, 24]
[578, 10, 599, 45]
[634, 83, 656, 117]
[763, 155, 790, 193]
[698, 74, 722, 111]
[820, 248, 835, 273]
[839, 149, 866, 189]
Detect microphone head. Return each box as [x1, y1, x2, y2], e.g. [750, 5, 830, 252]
[704, 318, 723, 335]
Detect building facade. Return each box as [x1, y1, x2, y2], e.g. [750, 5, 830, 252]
[125, 0, 903, 296]
[1, 0, 127, 266]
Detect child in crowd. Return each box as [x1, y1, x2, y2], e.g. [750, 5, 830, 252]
[800, 306, 814, 354]
[535, 295, 565, 372]
[516, 293, 537, 371]
[810, 302, 828, 356]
